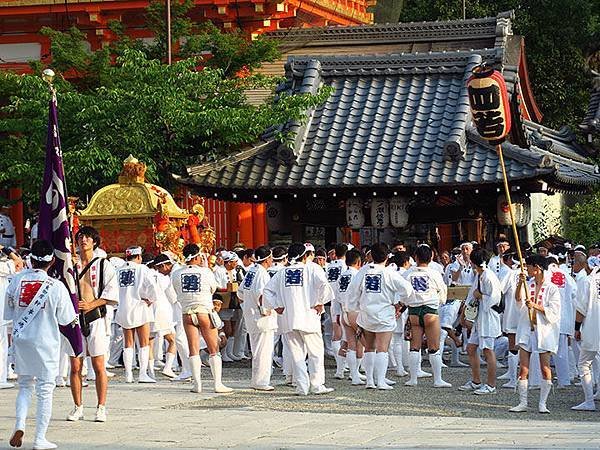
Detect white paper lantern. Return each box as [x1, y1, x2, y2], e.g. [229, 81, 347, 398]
[370, 198, 389, 229]
[389, 197, 409, 228]
[266, 201, 284, 232]
[346, 199, 365, 229]
[497, 194, 531, 228]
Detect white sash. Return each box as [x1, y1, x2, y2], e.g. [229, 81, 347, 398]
[12, 278, 55, 340]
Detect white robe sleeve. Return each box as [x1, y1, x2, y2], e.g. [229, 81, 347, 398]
[55, 282, 77, 326]
[139, 268, 160, 304]
[433, 271, 447, 305]
[252, 270, 269, 308]
[3, 277, 16, 322]
[99, 261, 119, 305]
[481, 272, 501, 311]
[576, 277, 591, 317]
[391, 272, 413, 305]
[544, 284, 562, 325]
[262, 272, 281, 310]
[312, 265, 334, 307]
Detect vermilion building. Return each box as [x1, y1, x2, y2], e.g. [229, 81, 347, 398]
[1, 0, 374, 248]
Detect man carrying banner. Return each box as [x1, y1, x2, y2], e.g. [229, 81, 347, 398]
[66, 226, 118, 423]
[4, 240, 77, 450]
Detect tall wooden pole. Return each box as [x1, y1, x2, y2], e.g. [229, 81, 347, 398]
[166, 0, 172, 65]
[497, 144, 535, 330]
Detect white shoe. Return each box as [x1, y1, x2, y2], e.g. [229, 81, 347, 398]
[417, 370, 432, 378]
[215, 384, 233, 394]
[252, 385, 275, 391]
[105, 363, 115, 369]
[106, 371, 115, 378]
[502, 380, 517, 389]
[538, 404, 550, 414]
[509, 403, 528, 412]
[434, 380, 452, 388]
[334, 372, 345, 380]
[384, 378, 396, 386]
[458, 381, 481, 391]
[351, 379, 366, 386]
[66, 405, 84, 421]
[33, 438, 58, 449]
[395, 369, 408, 377]
[7, 370, 18, 381]
[473, 384, 496, 395]
[571, 400, 596, 411]
[95, 405, 107, 422]
[162, 368, 177, 378]
[55, 377, 66, 387]
[498, 371, 511, 380]
[450, 360, 469, 367]
[377, 382, 393, 390]
[125, 372, 134, 383]
[138, 373, 157, 383]
[404, 379, 418, 386]
[0, 381, 14, 389]
[311, 385, 334, 395]
[221, 353, 234, 362]
[174, 370, 192, 381]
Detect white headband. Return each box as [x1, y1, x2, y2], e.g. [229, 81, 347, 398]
[125, 247, 142, 257]
[30, 254, 53, 262]
[273, 253, 287, 261]
[254, 251, 272, 263]
[185, 251, 201, 262]
[290, 248, 307, 263]
[304, 243, 315, 252]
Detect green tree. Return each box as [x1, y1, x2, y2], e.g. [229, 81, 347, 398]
[399, 0, 599, 129]
[0, 2, 328, 205]
[566, 191, 600, 246]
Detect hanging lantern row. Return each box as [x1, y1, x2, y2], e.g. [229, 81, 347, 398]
[345, 198, 410, 230]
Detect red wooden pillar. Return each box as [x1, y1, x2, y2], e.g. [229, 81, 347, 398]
[252, 203, 268, 247]
[229, 202, 254, 248]
[9, 187, 24, 247]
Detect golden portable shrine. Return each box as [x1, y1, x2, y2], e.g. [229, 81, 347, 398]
[78, 156, 215, 256]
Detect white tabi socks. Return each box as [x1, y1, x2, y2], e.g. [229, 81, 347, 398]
[332, 341, 345, 379]
[346, 350, 364, 385]
[123, 347, 134, 383]
[162, 352, 177, 378]
[222, 338, 235, 362]
[209, 354, 233, 393]
[509, 379, 528, 412]
[375, 352, 393, 390]
[392, 337, 407, 377]
[138, 346, 156, 383]
[429, 350, 451, 388]
[363, 352, 376, 389]
[189, 355, 202, 393]
[405, 351, 420, 386]
[572, 370, 596, 411]
[148, 359, 156, 379]
[417, 352, 431, 378]
[502, 353, 519, 388]
[539, 379, 552, 413]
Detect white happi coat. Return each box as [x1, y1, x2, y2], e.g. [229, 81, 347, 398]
[263, 261, 333, 334]
[3, 269, 76, 379]
[403, 266, 447, 308]
[349, 264, 413, 333]
[337, 266, 359, 313]
[170, 264, 217, 312]
[575, 268, 600, 352]
[547, 263, 577, 336]
[500, 267, 525, 333]
[115, 262, 160, 329]
[78, 257, 119, 330]
[238, 264, 277, 335]
[516, 277, 561, 354]
[0, 213, 16, 248]
[488, 255, 503, 277]
[326, 259, 347, 315]
[150, 271, 176, 332]
[267, 263, 286, 334]
[213, 265, 228, 290]
[445, 260, 476, 287]
[468, 268, 502, 339]
[0, 257, 16, 327]
[428, 261, 444, 276]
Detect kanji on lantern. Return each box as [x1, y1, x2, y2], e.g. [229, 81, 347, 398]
[467, 65, 512, 144]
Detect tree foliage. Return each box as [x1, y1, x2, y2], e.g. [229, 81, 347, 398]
[566, 191, 600, 247]
[398, 0, 599, 129]
[0, 1, 328, 206]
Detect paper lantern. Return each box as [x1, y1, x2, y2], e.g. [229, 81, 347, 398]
[497, 194, 531, 228]
[266, 201, 284, 232]
[370, 199, 389, 229]
[389, 197, 409, 228]
[467, 65, 512, 145]
[346, 199, 364, 229]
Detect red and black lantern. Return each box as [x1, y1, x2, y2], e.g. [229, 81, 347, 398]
[467, 65, 512, 145]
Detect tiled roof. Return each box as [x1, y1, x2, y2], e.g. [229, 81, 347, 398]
[185, 51, 600, 196]
[580, 75, 600, 134]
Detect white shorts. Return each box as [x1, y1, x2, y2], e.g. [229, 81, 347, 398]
[67, 319, 109, 358]
[518, 329, 542, 353]
[439, 300, 461, 329]
[467, 327, 495, 350]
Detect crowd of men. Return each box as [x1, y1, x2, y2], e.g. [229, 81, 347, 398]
[2, 229, 600, 449]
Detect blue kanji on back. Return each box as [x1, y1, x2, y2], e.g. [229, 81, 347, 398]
[285, 268, 303, 287]
[411, 275, 430, 293]
[119, 269, 135, 287]
[338, 274, 352, 292]
[181, 274, 200, 293]
[365, 274, 382, 293]
[243, 271, 256, 289]
[327, 266, 342, 282]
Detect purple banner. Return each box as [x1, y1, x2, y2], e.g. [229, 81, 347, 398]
[38, 97, 83, 356]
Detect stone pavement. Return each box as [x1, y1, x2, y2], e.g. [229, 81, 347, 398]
[1, 363, 599, 449]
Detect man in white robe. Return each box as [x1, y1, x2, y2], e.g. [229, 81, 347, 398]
[4, 240, 77, 450]
[0, 207, 16, 248]
[0, 246, 22, 389]
[326, 243, 348, 379]
[263, 243, 334, 396]
[268, 247, 292, 383]
[238, 246, 278, 391]
[572, 265, 600, 410]
[115, 246, 160, 383]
